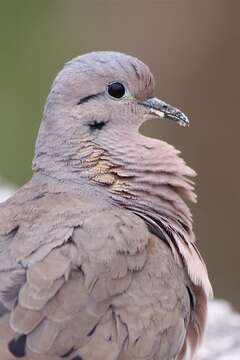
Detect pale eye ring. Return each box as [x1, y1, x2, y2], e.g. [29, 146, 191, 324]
[107, 82, 126, 99]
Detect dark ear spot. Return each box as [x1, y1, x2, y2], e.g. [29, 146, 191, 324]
[89, 121, 106, 131]
[8, 334, 26, 357]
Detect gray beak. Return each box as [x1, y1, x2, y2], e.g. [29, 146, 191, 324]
[141, 97, 189, 127]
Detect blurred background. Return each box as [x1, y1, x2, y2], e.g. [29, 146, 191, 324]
[0, 1, 239, 310]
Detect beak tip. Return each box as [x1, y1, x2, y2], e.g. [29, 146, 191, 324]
[179, 114, 190, 127]
[143, 98, 190, 126]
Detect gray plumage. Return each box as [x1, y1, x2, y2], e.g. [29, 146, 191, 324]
[0, 51, 212, 360]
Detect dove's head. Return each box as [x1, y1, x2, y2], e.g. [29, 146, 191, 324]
[39, 51, 188, 135]
[34, 51, 194, 204]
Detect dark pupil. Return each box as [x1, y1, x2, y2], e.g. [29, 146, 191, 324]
[108, 82, 125, 98]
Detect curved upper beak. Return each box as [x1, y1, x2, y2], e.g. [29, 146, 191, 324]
[141, 97, 189, 127]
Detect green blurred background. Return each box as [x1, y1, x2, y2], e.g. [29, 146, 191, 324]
[0, 1, 239, 309]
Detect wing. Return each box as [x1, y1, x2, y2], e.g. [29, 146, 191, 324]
[127, 207, 212, 360]
[0, 201, 191, 360]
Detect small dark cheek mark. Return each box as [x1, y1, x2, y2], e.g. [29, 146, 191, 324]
[71, 356, 84, 360]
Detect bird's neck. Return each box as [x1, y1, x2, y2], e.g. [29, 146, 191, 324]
[94, 134, 196, 233]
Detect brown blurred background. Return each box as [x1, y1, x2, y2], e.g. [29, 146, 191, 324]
[0, 1, 239, 309]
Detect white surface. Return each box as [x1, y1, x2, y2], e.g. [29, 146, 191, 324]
[198, 300, 240, 359]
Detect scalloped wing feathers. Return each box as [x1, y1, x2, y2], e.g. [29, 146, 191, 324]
[0, 190, 193, 360]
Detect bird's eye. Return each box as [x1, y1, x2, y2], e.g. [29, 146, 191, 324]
[107, 82, 125, 99]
